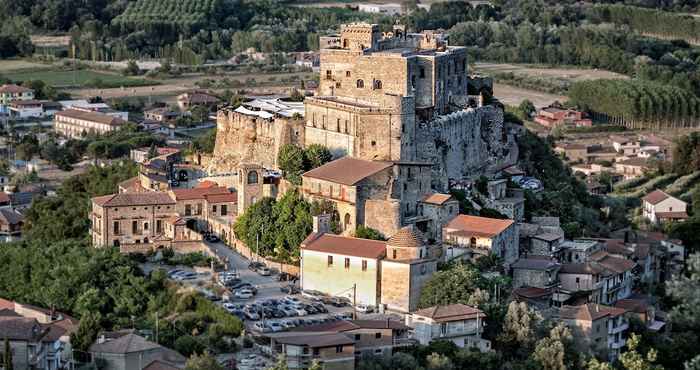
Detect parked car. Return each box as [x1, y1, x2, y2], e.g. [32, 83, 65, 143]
[312, 303, 328, 313]
[280, 285, 299, 294]
[222, 303, 237, 313]
[167, 269, 184, 278]
[235, 289, 254, 299]
[304, 304, 318, 314]
[205, 234, 220, 243]
[257, 266, 271, 276]
[248, 262, 264, 271]
[280, 320, 296, 330]
[302, 290, 325, 301]
[252, 322, 270, 333]
[356, 304, 374, 313]
[280, 306, 298, 317]
[268, 322, 284, 332]
[283, 296, 301, 305]
[244, 310, 260, 321]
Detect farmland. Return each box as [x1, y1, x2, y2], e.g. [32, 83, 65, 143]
[2, 69, 157, 88]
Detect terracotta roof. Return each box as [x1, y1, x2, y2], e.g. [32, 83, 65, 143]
[614, 299, 649, 314]
[93, 192, 175, 207]
[591, 252, 636, 273]
[0, 84, 32, 94]
[9, 99, 42, 106]
[387, 225, 424, 249]
[195, 180, 218, 188]
[655, 211, 689, 219]
[412, 304, 485, 323]
[170, 186, 230, 201]
[558, 262, 608, 276]
[303, 157, 392, 186]
[55, 109, 126, 126]
[559, 304, 626, 321]
[302, 233, 386, 259]
[118, 177, 144, 192]
[0, 192, 10, 204]
[616, 157, 649, 167]
[512, 258, 559, 271]
[90, 333, 163, 354]
[143, 360, 182, 370]
[291, 319, 408, 333]
[513, 287, 551, 299]
[350, 320, 410, 330]
[444, 214, 514, 238]
[203, 192, 237, 203]
[642, 190, 670, 205]
[0, 317, 47, 341]
[166, 216, 186, 226]
[420, 193, 454, 205]
[269, 332, 354, 347]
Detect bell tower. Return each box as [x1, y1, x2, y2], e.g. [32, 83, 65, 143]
[236, 163, 263, 215]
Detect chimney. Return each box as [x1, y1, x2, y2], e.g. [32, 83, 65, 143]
[312, 214, 331, 234]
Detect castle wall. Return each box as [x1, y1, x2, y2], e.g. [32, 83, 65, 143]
[364, 199, 401, 237]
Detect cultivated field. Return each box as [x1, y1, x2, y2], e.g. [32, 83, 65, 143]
[3, 69, 155, 88]
[474, 62, 629, 82]
[493, 83, 566, 108]
[0, 59, 52, 72]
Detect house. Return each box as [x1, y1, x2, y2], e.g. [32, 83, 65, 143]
[534, 107, 592, 128]
[176, 91, 219, 111]
[8, 100, 44, 119]
[559, 304, 628, 361]
[144, 107, 181, 123]
[442, 214, 518, 267]
[0, 297, 79, 370]
[557, 252, 635, 306]
[641, 189, 688, 224]
[290, 319, 413, 358]
[357, 3, 404, 15]
[511, 257, 560, 289]
[89, 333, 186, 370]
[54, 108, 127, 138]
[0, 84, 34, 114]
[267, 332, 355, 370]
[589, 251, 635, 304]
[518, 217, 565, 257]
[300, 218, 436, 313]
[610, 135, 641, 156]
[418, 193, 459, 242]
[614, 157, 650, 179]
[405, 304, 490, 351]
[614, 298, 665, 332]
[556, 144, 618, 164]
[0, 206, 24, 242]
[557, 239, 602, 263]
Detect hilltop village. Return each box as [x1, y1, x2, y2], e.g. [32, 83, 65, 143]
[1, 3, 700, 369]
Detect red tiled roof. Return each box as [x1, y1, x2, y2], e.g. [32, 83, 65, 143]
[560, 304, 627, 321]
[302, 233, 386, 259]
[444, 214, 514, 238]
[655, 211, 689, 220]
[420, 193, 454, 205]
[56, 109, 126, 126]
[195, 180, 218, 188]
[170, 186, 230, 201]
[614, 299, 649, 314]
[0, 192, 10, 204]
[412, 304, 485, 323]
[303, 157, 392, 186]
[642, 190, 670, 205]
[616, 157, 649, 167]
[591, 252, 636, 274]
[204, 192, 237, 203]
[0, 84, 32, 94]
[92, 192, 175, 207]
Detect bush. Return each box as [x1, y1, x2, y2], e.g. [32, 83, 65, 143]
[174, 335, 206, 357]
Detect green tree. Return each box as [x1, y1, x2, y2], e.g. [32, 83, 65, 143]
[532, 323, 574, 370]
[123, 60, 140, 76]
[418, 263, 490, 308]
[354, 226, 386, 241]
[426, 352, 454, 370]
[70, 312, 102, 360]
[304, 144, 332, 170]
[666, 253, 700, 328]
[619, 334, 662, 370]
[269, 354, 289, 370]
[498, 301, 540, 352]
[278, 144, 306, 185]
[184, 352, 224, 370]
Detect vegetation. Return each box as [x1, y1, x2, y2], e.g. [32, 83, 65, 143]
[418, 263, 494, 309]
[672, 132, 700, 175]
[277, 144, 333, 185]
[354, 226, 386, 241]
[591, 4, 700, 45]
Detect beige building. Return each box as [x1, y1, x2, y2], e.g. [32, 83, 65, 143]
[89, 333, 186, 370]
[442, 214, 518, 267]
[268, 332, 355, 370]
[559, 304, 628, 361]
[641, 189, 688, 224]
[614, 157, 650, 179]
[405, 304, 490, 351]
[301, 219, 436, 313]
[54, 108, 127, 138]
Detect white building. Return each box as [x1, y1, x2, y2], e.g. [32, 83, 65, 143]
[442, 214, 519, 267]
[405, 304, 490, 351]
[358, 3, 403, 15]
[8, 100, 44, 119]
[642, 189, 688, 224]
[54, 108, 127, 138]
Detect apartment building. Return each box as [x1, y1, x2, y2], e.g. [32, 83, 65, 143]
[0, 84, 34, 114]
[405, 304, 490, 352]
[268, 333, 355, 370]
[54, 108, 127, 138]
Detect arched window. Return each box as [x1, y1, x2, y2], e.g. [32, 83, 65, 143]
[344, 213, 351, 230]
[356, 79, 364, 88]
[470, 237, 477, 246]
[247, 171, 258, 184]
[373, 80, 382, 90]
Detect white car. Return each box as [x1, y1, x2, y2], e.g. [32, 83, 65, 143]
[280, 320, 296, 330]
[291, 306, 307, 316]
[235, 290, 254, 299]
[257, 267, 271, 276]
[223, 303, 237, 312]
[253, 322, 271, 333]
[356, 304, 374, 313]
[283, 296, 301, 305]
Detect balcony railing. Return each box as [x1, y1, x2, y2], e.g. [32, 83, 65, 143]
[610, 338, 626, 350]
[609, 322, 628, 334]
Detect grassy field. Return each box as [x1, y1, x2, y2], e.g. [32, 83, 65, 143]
[0, 59, 52, 72]
[3, 69, 157, 88]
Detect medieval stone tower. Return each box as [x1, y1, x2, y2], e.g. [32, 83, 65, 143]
[236, 163, 264, 215]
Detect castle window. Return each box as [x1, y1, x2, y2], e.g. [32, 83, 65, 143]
[346, 71, 351, 77]
[420, 264, 427, 274]
[373, 80, 382, 89]
[344, 120, 349, 133]
[144, 222, 148, 231]
[337, 118, 341, 132]
[221, 205, 228, 216]
[185, 204, 192, 216]
[344, 258, 350, 269]
[326, 70, 332, 80]
[335, 82, 341, 88]
[420, 67, 425, 78]
[247, 171, 258, 184]
[113, 221, 120, 234]
[132, 221, 138, 234]
[356, 79, 364, 88]
[156, 220, 162, 233]
[213, 205, 217, 213]
[344, 213, 351, 230]
[393, 250, 397, 259]
[371, 140, 376, 146]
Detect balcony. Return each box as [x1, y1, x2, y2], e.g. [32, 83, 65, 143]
[610, 338, 626, 350]
[609, 322, 628, 334]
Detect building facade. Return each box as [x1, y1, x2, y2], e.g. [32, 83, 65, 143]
[54, 108, 126, 138]
[405, 304, 490, 351]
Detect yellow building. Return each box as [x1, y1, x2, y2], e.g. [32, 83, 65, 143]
[54, 108, 126, 138]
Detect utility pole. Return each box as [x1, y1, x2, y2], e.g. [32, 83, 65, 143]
[352, 283, 357, 320]
[155, 311, 159, 343]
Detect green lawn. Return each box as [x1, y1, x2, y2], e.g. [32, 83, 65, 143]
[3, 69, 158, 88]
